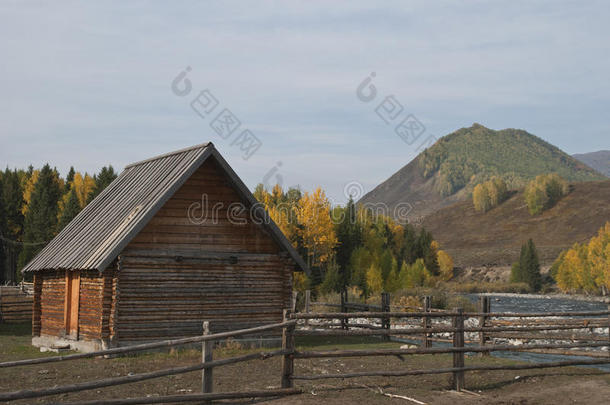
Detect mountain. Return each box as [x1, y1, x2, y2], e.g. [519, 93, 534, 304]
[359, 124, 606, 221]
[573, 150, 610, 177]
[422, 180, 610, 267]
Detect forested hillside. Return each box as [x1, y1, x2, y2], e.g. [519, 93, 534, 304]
[360, 124, 606, 221]
[0, 165, 117, 283]
[422, 180, 610, 267]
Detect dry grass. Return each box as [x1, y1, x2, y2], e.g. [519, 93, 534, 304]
[423, 180, 610, 267]
[2, 323, 609, 404]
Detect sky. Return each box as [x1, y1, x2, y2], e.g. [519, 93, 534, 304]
[1, 1, 609, 204]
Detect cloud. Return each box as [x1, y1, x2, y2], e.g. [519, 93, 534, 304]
[1, 1, 609, 202]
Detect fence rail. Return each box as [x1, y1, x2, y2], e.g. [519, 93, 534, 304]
[0, 283, 33, 323]
[289, 295, 610, 391]
[0, 320, 300, 403]
[0, 320, 297, 369]
[1, 295, 609, 402]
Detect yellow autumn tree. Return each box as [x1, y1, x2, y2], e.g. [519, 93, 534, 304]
[587, 222, 610, 292]
[72, 172, 96, 208]
[58, 172, 96, 219]
[390, 222, 405, 256]
[21, 170, 40, 215]
[437, 250, 454, 281]
[292, 271, 309, 293]
[366, 263, 384, 293]
[554, 222, 610, 294]
[296, 187, 338, 268]
[472, 183, 491, 212]
[259, 184, 300, 246]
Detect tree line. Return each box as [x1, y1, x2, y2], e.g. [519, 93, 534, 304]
[254, 184, 454, 297]
[0, 164, 453, 294]
[0, 165, 117, 283]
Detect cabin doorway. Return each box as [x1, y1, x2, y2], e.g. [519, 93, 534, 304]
[63, 270, 80, 339]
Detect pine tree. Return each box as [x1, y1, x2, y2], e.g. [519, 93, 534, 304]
[0, 174, 6, 283]
[512, 239, 542, 291]
[398, 261, 409, 288]
[384, 257, 400, 292]
[349, 247, 372, 296]
[2, 169, 24, 282]
[65, 166, 75, 191]
[400, 224, 418, 265]
[334, 197, 362, 290]
[419, 229, 440, 276]
[58, 188, 81, 231]
[18, 164, 61, 271]
[379, 249, 394, 282]
[523, 239, 542, 291]
[87, 165, 117, 203]
[320, 261, 342, 294]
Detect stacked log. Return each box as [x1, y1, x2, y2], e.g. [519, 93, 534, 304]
[0, 284, 34, 323]
[38, 271, 65, 335]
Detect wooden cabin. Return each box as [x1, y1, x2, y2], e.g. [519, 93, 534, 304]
[22, 143, 307, 352]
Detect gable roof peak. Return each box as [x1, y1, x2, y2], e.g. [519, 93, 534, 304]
[22, 143, 308, 274]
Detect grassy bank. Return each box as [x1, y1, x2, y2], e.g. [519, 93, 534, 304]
[310, 282, 535, 313]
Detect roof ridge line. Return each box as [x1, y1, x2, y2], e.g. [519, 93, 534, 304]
[125, 142, 213, 169]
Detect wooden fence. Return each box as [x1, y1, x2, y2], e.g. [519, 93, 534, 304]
[0, 283, 33, 323]
[1, 302, 609, 402]
[286, 303, 610, 391]
[0, 320, 301, 404]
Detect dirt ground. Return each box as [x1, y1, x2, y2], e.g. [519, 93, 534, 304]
[1, 324, 609, 404]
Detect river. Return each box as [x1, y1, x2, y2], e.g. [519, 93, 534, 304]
[466, 294, 609, 371]
[470, 293, 608, 313]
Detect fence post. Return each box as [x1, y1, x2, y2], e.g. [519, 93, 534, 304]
[291, 291, 298, 312]
[381, 292, 390, 341]
[281, 309, 295, 388]
[0, 286, 3, 324]
[340, 289, 348, 330]
[452, 308, 465, 392]
[422, 296, 431, 348]
[202, 321, 213, 394]
[607, 304, 610, 354]
[479, 296, 490, 356]
[304, 290, 311, 326]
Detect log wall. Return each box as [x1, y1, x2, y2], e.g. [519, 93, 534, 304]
[33, 276, 42, 335]
[38, 271, 65, 337]
[116, 158, 294, 343]
[35, 270, 108, 342]
[101, 265, 118, 343]
[77, 270, 104, 340]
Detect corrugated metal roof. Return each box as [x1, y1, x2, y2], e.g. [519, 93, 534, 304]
[22, 143, 308, 274]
